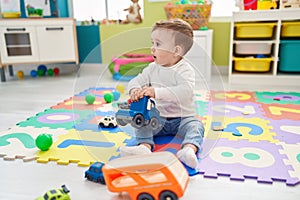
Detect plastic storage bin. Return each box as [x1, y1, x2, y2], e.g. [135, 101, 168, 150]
[233, 57, 273, 72]
[279, 40, 300, 72]
[281, 21, 300, 37]
[235, 22, 276, 38]
[234, 41, 273, 55]
[2, 12, 21, 18]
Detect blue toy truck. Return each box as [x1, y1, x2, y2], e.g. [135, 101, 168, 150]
[85, 162, 106, 184]
[116, 96, 162, 130]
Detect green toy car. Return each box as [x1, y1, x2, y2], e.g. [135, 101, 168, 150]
[35, 185, 70, 200]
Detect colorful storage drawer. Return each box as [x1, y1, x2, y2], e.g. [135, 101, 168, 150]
[281, 21, 300, 37]
[233, 57, 273, 72]
[235, 22, 276, 38]
[279, 40, 300, 72]
[234, 41, 273, 55]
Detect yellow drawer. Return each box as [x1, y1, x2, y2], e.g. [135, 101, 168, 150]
[281, 21, 300, 37]
[235, 22, 276, 38]
[233, 57, 273, 72]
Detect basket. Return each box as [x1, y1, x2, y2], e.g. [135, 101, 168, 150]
[164, 3, 212, 30]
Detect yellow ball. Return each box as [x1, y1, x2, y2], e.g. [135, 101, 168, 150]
[17, 70, 24, 79]
[116, 84, 125, 94]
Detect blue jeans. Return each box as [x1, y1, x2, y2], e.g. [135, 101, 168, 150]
[135, 116, 204, 152]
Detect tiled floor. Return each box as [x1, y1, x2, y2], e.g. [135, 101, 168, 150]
[0, 64, 299, 200]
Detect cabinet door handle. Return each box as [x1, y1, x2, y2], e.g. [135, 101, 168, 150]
[6, 28, 26, 31]
[45, 27, 64, 31]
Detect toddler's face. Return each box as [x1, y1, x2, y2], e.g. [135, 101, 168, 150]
[151, 29, 180, 67]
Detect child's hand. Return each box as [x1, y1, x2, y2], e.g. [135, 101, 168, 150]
[130, 87, 155, 101]
[130, 88, 144, 101]
[142, 86, 155, 98]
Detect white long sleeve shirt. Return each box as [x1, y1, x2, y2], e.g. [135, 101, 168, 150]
[128, 59, 196, 118]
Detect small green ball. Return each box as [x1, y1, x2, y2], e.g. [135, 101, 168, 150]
[35, 134, 53, 151]
[104, 93, 114, 103]
[85, 94, 96, 104]
[37, 69, 45, 76]
[47, 68, 54, 76]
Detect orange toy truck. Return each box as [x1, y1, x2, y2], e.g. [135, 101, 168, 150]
[102, 151, 189, 200]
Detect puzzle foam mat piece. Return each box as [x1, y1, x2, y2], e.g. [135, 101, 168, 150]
[256, 92, 300, 104]
[194, 90, 211, 102]
[36, 129, 132, 166]
[17, 108, 93, 129]
[0, 126, 67, 161]
[268, 119, 300, 144]
[75, 87, 116, 97]
[278, 142, 300, 185]
[206, 102, 264, 118]
[198, 138, 297, 185]
[261, 103, 300, 120]
[206, 116, 279, 143]
[3, 88, 300, 186]
[211, 91, 256, 102]
[195, 101, 209, 116]
[51, 96, 106, 111]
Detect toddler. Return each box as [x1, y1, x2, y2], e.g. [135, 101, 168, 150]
[120, 18, 204, 169]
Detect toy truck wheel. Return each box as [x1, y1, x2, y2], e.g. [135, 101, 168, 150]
[149, 117, 159, 130]
[132, 114, 145, 128]
[137, 193, 155, 200]
[159, 190, 178, 200]
[86, 174, 92, 181]
[97, 177, 105, 185]
[99, 123, 105, 128]
[108, 123, 115, 128]
[116, 118, 127, 126]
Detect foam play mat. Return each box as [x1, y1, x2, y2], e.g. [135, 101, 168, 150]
[0, 88, 299, 186]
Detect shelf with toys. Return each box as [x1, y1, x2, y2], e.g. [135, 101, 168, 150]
[228, 8, 300, 85]
[0, 18, 78, 82]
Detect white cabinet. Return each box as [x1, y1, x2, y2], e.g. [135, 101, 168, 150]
[36, 23, 77, 62]
[228, 9, 300, 85]
[185, 30, 213, 82]
[0, 18, 78, 81]
[0, 25, 39, 63]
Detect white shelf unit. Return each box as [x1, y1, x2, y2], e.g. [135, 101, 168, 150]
[228, 9, 300, 85]
[185, 30, 213, 82]
[0, 18, 78, 82]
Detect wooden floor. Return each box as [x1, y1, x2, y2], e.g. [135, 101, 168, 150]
[0, 64, 299, 200]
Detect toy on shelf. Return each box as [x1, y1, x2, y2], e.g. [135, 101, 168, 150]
[98, 116, 118, 128]
[257, 0, 278, 10]
[26, 4, 43, 17]
[35, 133, 53, 151]
[122, 0, 142, 24]
[109, 54, 154, 81]
[35, 185, 70, 200]
[237, 0, 278, 10]
[280, 0, 300, 8]
[164, 1, 212, 30]
[116, 96, 162, 130]
[85, 162, 106, 184]
[102, 151, 189, 200]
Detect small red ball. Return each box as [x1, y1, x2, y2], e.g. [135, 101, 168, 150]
[53, 67, 60, 75]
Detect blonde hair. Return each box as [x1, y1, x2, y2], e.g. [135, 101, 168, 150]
[152, 18, 194, 55]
